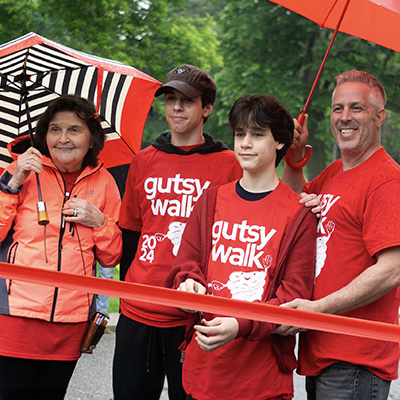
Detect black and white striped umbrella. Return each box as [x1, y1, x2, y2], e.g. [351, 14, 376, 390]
[0, 32, 160, 172]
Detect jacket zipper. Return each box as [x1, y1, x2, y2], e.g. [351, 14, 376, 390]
[49, 174, 69, 322]
[6, 242, 18, 294]
[48, 167, 97, 321]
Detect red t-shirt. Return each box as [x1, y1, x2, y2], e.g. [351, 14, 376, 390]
[299, 148, 400, 380]
[119, 145, 242, 327]
[182, 181, 302, 400]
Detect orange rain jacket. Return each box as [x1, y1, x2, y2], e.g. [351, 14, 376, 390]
[0, 149, 122, 323]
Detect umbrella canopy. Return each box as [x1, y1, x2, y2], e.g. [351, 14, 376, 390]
[0, 32, 161, 173]
[269, 0, 400, 53]
[269, 0, 400, 167]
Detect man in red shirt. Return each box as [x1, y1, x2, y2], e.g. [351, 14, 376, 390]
[113, 65, 242, 399]
[279, 70, 400, 399]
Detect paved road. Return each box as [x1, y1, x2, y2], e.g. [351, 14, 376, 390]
[66, 316, 400, 400]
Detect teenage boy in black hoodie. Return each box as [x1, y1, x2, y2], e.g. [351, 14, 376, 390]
[113, 65, 242, 400]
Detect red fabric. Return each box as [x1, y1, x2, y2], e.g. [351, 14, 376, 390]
[300, 148, 400, 380]
[0, 314, 87, 361]
[170, 181, 317, 400]
[269, 0, 400, 54]
[119, 145, 242, 327]
[1, 261, 400, 343]
[59, 170, 80, 195]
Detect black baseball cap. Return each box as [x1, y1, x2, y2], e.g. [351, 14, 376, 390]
[154, 64, 216, 105]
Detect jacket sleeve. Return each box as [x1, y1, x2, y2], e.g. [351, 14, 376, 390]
[237, 210, 317, 341]
[0, 169, 21, 242]
[0, 191, 19, 242]
[92, 172, 122, 268]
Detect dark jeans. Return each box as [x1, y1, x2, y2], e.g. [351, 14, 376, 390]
[306, 361, 391, 400]
[113, 314, 186, 400]
[0, 355, 77, 400]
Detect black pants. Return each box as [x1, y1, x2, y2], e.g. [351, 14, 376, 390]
[0, 355, 77, 400]
[113, 313, 186, 400]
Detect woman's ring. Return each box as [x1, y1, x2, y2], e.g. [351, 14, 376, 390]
[73, 208, 78, 217]
[26, 160, 30, 165]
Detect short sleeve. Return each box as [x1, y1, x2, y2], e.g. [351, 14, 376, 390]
[363, 177, 400, 257]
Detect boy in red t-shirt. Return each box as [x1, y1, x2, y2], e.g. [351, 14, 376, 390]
[166, 95, 317, 400]
[113, 65, 242, 399]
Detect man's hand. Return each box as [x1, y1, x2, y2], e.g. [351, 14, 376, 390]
[273, 298, 322, 336]
[194, 317, 239, 352]
[290, 114, 309, 162]
[300, 192, 321, 217]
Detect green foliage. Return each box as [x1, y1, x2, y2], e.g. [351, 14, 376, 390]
[0, 0, 223, 147]
[0, 0, 399, 172]
[108, 266, 120, 313]
[213, 0, 400, 177]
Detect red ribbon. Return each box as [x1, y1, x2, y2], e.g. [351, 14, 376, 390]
[0, 262, 399, 343]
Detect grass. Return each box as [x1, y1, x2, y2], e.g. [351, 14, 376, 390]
[97, 265, 120, 314]
[108, 266, 120, 313]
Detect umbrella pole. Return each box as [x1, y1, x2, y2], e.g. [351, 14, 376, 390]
[22, 93, 49, 226]
[285, 0, 351, 169]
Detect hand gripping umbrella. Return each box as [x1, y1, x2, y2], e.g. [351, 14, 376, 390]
[0, 32, 161, 224]
[268, 0, 400, 168]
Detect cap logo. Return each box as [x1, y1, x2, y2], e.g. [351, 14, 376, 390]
[175, 66, 190, 75]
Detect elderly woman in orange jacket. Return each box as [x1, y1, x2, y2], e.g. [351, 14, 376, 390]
[0, 95, 122, 399]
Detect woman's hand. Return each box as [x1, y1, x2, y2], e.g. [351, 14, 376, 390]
[8, 147, 43, 190]
[194, 317, 239, 352]
[63, 198, 105, 228]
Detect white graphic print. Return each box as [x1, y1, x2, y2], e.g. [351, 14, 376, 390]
[166, 221, 186, 256]
[211, 220, 276, 269]
[139, 221, 187, 263]
[144, 174, 211, 218]
[315, 193, 341, 279]
[315, 221, 335, 281]
[209, 255, 273, 302]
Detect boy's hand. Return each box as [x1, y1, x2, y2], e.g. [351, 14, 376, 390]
[177, 278, 206, 313]
[194, 317, 238, 352]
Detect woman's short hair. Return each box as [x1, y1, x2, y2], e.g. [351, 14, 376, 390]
[34, 95, 105, 168]
[228, 94, 294, 166]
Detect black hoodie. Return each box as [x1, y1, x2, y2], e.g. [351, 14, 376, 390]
[152, 132, 229, 155]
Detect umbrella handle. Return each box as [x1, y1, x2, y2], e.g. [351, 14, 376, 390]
[22, 91, 50, 225]
[285, 0, 350, 171]
[285, 111, 312, 169]
[35, 173, 49, 225]
[285, 146, 312, 169]
[37, 200, 50, 226]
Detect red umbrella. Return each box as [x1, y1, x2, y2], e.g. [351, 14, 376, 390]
[268, 0, 400, 167]
[0, 32, 161, 173]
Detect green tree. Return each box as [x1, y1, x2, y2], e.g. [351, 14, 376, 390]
[1, 0, 399, 169]
[215, 1, 400, 178]
[0, 0, 223, 146]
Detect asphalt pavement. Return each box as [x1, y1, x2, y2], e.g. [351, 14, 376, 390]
[65, 313, 400, 400]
